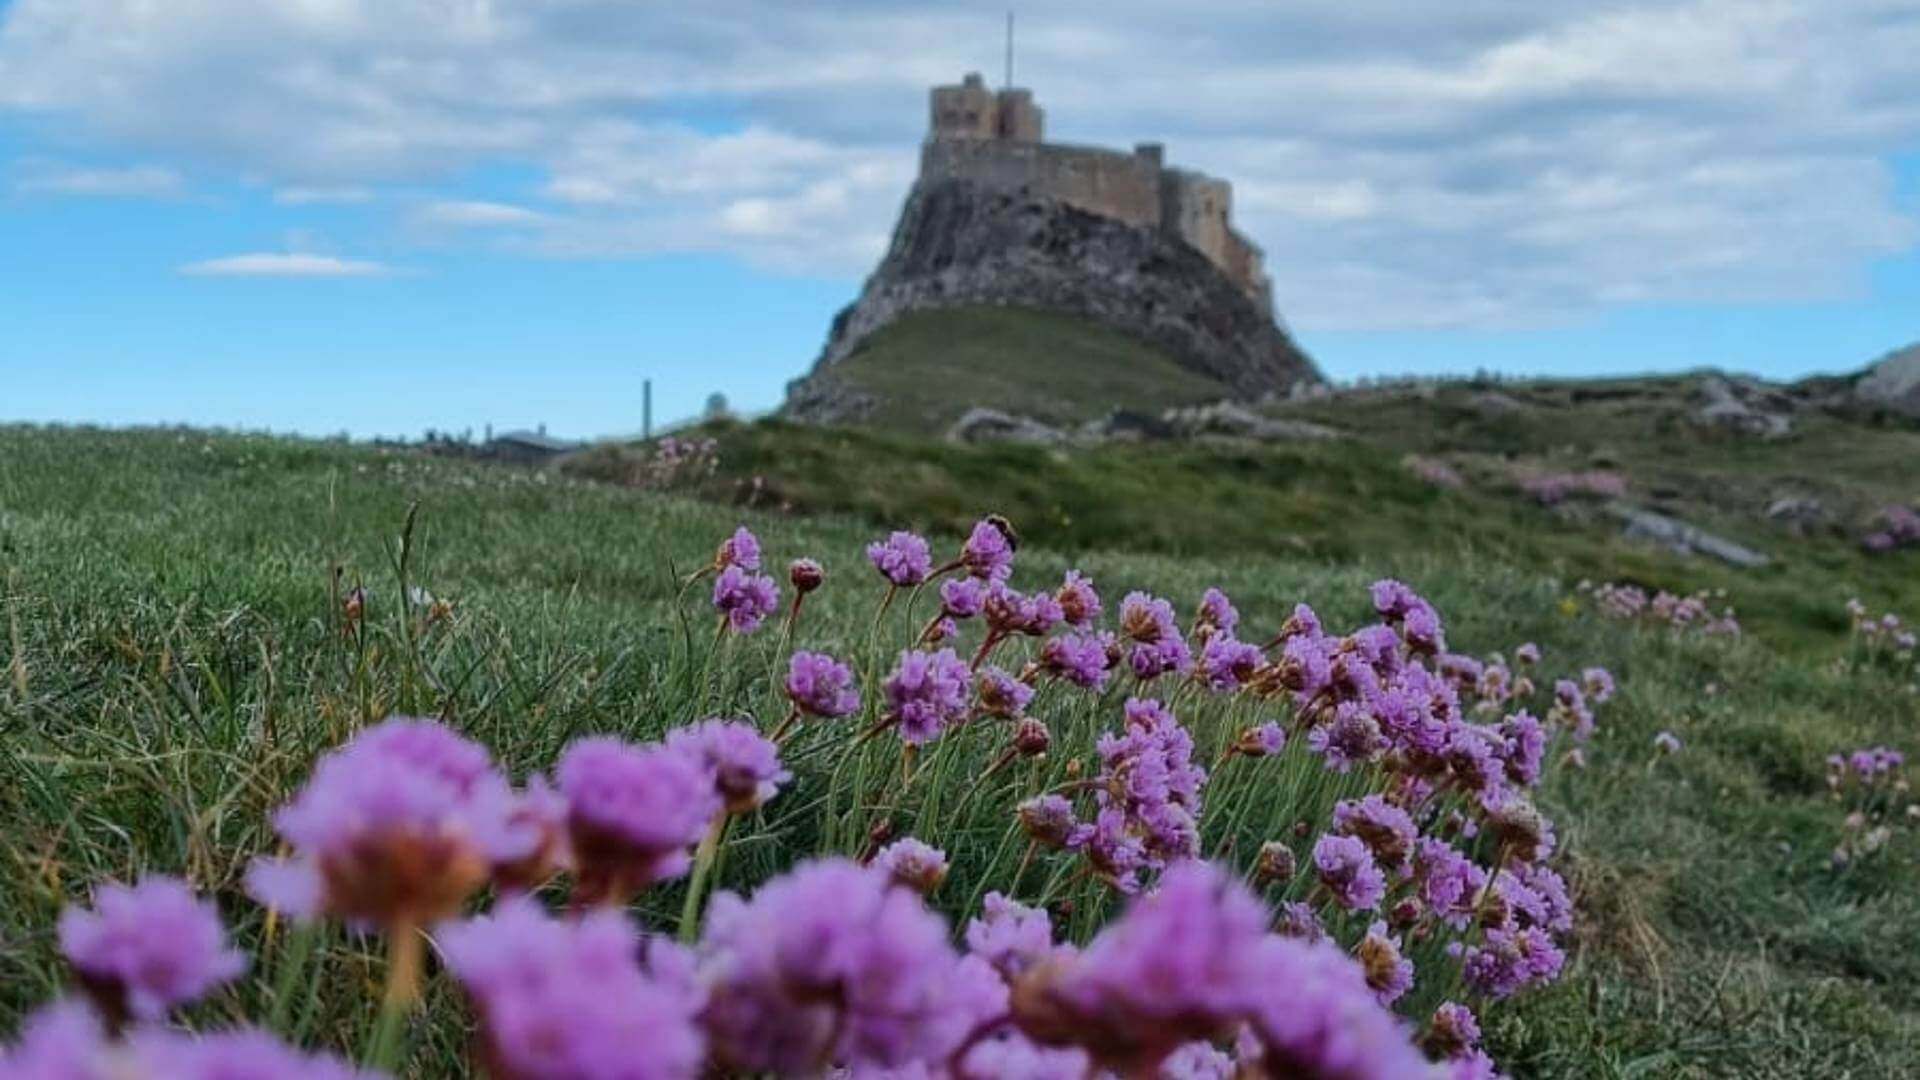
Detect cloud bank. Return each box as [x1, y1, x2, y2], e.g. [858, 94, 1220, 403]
[4, 0, 1917, 328]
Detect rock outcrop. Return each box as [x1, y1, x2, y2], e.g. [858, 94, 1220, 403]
[785, 179, 1321, 423]
[1855, 343, 1920, 419]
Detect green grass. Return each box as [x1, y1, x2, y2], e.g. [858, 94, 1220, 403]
[805, 305, 1236, 430]
[3, 424, 1918, 1077]
[568, 409, 1920, 657]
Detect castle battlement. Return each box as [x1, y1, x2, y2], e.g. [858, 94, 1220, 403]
[921, 73, 1272, 312]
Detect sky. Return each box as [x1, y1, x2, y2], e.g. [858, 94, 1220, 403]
[1, 0, 1917, 440]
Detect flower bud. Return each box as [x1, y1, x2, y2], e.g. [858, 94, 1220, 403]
[788, 558, 824, 594]
[1014, 718, 1052, 757]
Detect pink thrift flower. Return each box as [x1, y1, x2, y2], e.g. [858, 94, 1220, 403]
[872, 837, 950, 895]
[698, 859, 981, 1073]
[715, 525, 761, 571]
[1011, 861, 1267, 1074]
[557, 737, 721, 905]
[784, 650, 860, 719]
[246, 717, 513, 927]
[666, 719, 789, 814]
[1355, 921, 1414, 1006]
[440, 897, 705, 1080]
[711, 565, 778, 633]
[58, 876, 246, 1022]
[867, 531, 932, 586]
[1312, 834, 1386, 912]
[1055, 570, 1102, 628]
[940, 576, 988, 619]
[1238, 934, 1430, 1077]
[965, 892, 1060, 981]
[883, 648, 972, 745]
[976, 665, 1034, 719]
[960, 518, 1016, 581]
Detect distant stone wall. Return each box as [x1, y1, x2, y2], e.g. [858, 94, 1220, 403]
[920, 139, 1163, 230]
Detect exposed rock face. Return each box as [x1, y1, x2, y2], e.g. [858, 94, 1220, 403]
[1855, 343, 1920, 419]
[785, 179, 1321, 422]
[1690, 375, 1794, 439]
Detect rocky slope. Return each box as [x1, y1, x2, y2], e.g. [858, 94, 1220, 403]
[785, 178, 1321, 423]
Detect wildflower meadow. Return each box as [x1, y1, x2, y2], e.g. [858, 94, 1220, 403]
[1, 428, 1916, 1077]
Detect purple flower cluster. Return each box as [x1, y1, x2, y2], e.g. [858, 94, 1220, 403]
[559, 736, 722, 904]
[1118, 591, 1193, 679]
[714, 525, 760, 572]
[0, 1004, 377, 1080]
[882, 648, 973, 745]
[665, 719, 789, 813]
[1012, 862, 1430, 1077]
[711, 564, 778, 633]
[246, 717, 517, 926]
[1585, 581, 1741, 637]
[1069, 699, 1208, 890]
[784, 650, 861, 719]
[1861, 504, 1920, 554]
[960, 518, 1016, 581]
[866, 530, 932, 586]
[441, 898, 705, 1079]
[1312, 833, 1388, 912]
[57, 876, 247, 1022]
[699, 858, 988, 1073]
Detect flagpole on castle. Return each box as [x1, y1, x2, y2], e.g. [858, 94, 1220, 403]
[1004, 11, 1014, 89]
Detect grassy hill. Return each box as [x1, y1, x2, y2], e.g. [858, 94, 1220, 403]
[796, 305, 1238, 429]
[4, 423, 1917, 1076]
[568, 384, 1920, 655]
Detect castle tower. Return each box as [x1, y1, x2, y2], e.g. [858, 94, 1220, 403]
[929, 72, 1044, 143]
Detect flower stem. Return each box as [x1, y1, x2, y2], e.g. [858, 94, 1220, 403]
[679, 813, 733, 943]
[363, 924, 421, 1071]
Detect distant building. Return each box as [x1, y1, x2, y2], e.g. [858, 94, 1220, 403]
[923, 71, 1273, 312]
[485, 425, 579, 465]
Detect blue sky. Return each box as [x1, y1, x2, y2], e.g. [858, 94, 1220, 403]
[2, 1, 1916, 439]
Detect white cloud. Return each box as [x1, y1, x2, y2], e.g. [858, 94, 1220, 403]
[13, 162, 182, 197]
[3, 0, 1919, 327]
[413, 199, 545, 227]
[177, 252, 394, 278]
[274, 185, 375, 204]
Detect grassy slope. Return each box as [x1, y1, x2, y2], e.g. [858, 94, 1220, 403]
[4, 425, 1919, 1076]
[570, 409, 1920, 657]
[810, 305, 1236, 429]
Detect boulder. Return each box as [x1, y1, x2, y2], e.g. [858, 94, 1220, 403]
[946, 408, 1068, 445]
[1161, 401, 1343, 442]
[1690, 375, 1793, 439]
[1764, 496, 1829, 535]
[1855, 343, 1920, 419]
[1608, 504, 1771, 568]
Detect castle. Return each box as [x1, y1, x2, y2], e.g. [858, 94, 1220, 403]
[784, 74, 1319, 422]
[923, 73, 1274, 312]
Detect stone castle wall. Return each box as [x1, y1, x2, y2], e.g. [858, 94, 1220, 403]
[919, 138, 1163, 231]
[918, 74, 1271, 310]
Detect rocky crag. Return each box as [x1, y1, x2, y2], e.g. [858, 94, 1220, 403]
[785, 73, 1321, 424]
